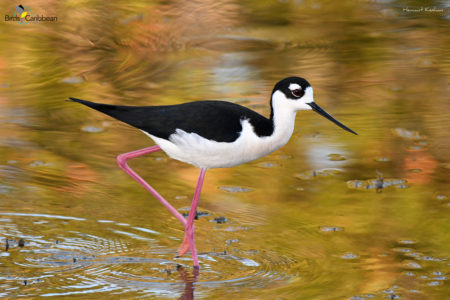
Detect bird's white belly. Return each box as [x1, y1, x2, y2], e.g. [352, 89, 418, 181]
[143, 118, 294, 169]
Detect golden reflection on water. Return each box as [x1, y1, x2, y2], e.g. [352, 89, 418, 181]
[0, 0, 449, 299]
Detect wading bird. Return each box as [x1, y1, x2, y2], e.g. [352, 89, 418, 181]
[69, 77, 356, 268]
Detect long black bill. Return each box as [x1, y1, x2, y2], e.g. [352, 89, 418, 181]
[307, 102, 357, 135]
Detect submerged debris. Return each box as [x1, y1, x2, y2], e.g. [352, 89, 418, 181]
[219, 186, 252, 193]
[341, 252, 359, 260]
[347, 178, 408, 191]
[212, 216, 227, 224]
[294, 168, 342, 180]
[328, 153, 346, 161]
[347, 171, 408, 192]
[18, 238, 25, 247]
[181, 210, 209, 220]
[375, 170, 384, 193]
[319, 226, 344, 232]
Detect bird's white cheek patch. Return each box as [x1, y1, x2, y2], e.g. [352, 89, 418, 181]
[295, 87, 314, 110]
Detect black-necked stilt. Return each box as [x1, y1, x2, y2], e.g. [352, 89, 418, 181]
[68, 76, 356, 268]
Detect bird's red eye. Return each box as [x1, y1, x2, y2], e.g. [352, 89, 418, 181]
[292, 89, 303, 97]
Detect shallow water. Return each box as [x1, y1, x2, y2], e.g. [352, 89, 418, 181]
[0, 0, 449, 299]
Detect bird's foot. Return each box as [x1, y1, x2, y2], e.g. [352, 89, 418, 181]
[177, 234, 190, 257]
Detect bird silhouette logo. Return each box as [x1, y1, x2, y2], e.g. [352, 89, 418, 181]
[14, 4, 32, 25]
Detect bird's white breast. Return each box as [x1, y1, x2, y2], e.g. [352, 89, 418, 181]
[143, 110, 296, 169]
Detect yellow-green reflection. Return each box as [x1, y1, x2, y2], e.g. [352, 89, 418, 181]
[0, 0, 448, 299]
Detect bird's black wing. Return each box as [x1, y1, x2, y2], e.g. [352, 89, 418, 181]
[68, 98, 274, 143]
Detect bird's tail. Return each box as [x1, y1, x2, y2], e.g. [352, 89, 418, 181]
[67, 97, 151, 130]
[67, 97, 121, 114]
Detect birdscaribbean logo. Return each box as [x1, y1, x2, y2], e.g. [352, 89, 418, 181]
[4, 4, 58, 25]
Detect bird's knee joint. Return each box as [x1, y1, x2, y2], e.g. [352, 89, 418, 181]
[117, 154, 128, 168]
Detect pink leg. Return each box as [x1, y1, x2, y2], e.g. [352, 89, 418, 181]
[116, 146, 186, 227]
[178, 168, 206, 268]
[117, 146, 207, 268]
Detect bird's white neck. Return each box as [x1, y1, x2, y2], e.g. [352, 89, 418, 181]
[266, 90, 298, 149]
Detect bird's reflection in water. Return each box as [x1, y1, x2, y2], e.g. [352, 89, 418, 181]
[177, 265, 199, 300]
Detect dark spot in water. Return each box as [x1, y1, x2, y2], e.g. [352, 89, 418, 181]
[55, 240, 60, 244]
[319, 226, 343, 232]
[226, 238, 239, 245]
[18, 238, 25, 247]
[196, 211, 209, 218]
[23, 280, 27, 286]
[376, 180, 384, 193]
[5, 239, 9, 251]
[375, 170, 384, 193]
[181, 210, 209, 220]
[213, 217, 227, 224]
[422, 255, 441, 261]
[73, 257, 77, 263]
[347, 177, 408, 191]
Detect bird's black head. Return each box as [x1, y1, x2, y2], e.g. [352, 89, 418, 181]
[272, 77, 312, 100]
[270, 76, 357, 135]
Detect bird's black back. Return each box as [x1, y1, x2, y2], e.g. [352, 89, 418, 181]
[68, 98, 274, 143]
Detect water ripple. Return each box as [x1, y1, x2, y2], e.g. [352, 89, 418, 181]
[0, 212, 297, 298]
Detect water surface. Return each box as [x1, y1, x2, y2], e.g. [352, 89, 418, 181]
[0, 0, 449, 299]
